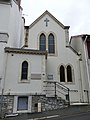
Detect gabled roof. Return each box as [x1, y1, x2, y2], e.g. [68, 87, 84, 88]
[70, 34, 90, 44]
[70, 34, 89, 39]
[29, 10, 70, 29]
[70, 34, 90, 41]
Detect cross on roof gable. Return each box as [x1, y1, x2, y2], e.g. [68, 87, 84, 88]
[44, 18, 49, 27]
[29, 10, 70, 29]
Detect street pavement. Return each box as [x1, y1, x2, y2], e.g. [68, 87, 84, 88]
[1, 112, 90, 120]
[45, 112, 90, 120]
[1, 105, 90, 120]
[62, 112, 90, 120]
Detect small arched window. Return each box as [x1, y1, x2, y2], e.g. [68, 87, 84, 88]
[60, 65, 65, 82]
[48, 33, 55, 54]
[39, 33, 46, 51]
[21, 61, 28, 80]
[67, 65, 72, 82]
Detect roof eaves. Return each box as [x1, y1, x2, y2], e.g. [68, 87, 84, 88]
[5, 47, 47, 59]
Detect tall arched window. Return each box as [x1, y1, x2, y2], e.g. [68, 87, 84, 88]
[21, 61, 28, 80]
[48, 33, 55, 54]
[39, 33, 46, 51]
[67, 65, 72, 82]
[60, 65, 65, 82]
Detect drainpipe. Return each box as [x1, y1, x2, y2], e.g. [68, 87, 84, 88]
[78, 57, 84, 102]
[83, 35, 90, 102]
[3, 52, 8, 94]
[78, 36, 89, 103]
[54, 82, 57, 97]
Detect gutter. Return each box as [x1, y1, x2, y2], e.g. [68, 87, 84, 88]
[66, 45, 81, 56]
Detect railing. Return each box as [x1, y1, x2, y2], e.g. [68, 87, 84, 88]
[43, 81, 70, 106]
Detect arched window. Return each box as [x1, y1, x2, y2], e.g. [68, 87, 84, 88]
[48, 33, 55, 54]
[21, 61, 28, 80]
[60, 65, 65, 82]
[39, 33, 46, 51]
[67, 65, 72, 82]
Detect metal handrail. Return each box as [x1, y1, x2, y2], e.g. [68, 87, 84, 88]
[43, 80, 70, 106]
[44, 81, 69, 91]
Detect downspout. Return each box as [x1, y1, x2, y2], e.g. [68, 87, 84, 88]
[78, 35, 88, 103]
[3, 52, 8, 95]
[83, 35, 90, 102]
[78, 57, 84, 102]
[83, 36, 89, 84]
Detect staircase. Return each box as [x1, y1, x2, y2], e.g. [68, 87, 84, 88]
[43, 81, 70, 106]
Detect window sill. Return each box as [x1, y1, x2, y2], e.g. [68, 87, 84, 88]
[17, 110, 28, 113]
[48, 53, 56, 56]
[19, 80, 30, 83]
[60, 82, 75, 85]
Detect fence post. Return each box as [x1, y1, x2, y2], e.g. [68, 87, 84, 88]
[68, 88, 70, 106]
[54, 82, 57, 97]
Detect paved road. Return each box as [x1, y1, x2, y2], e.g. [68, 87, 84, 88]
[45, 112, 90, 120]
[62, 112, 90, 120]
[1, 112, 90, 120]
[1, 105, 90, 120]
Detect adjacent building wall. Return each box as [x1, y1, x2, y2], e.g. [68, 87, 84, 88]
[70, 36, 90, 102]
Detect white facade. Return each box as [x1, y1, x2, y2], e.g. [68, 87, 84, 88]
[27, 11, 84, 103]
[0, 0, 90, 115]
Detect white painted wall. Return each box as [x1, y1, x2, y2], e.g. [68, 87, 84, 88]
[70, 36, 90, 102]
[0, 0, 24, 93]
[0, 0, 24, 47]
[0, 4, 10, 34]
[8, 0, 23, 47]
[28, 13, 82, 102]
[4, 53, 46, 95]
[19, 18, 25, 47]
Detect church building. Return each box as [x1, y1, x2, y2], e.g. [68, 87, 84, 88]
[0, 0, 90, 115]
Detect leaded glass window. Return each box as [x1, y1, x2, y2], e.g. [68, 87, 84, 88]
[21, 61, 28, 80]
[39, 33, 46, 51]
[67, 65, 72, 82]
[48, 33, 55, 54]
[60, 65, 65, 82]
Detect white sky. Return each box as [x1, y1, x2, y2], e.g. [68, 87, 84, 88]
[21, 0, 90, 37]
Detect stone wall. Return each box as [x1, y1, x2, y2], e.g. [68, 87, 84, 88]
[32, 95, 66, 112]
[0, 95, 67, 117]
[0, 95, 14, 117]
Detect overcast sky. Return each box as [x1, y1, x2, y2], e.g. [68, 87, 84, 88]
[21, 0, 90, 37]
